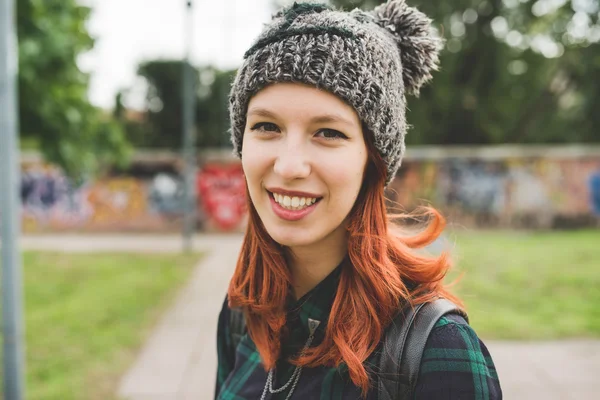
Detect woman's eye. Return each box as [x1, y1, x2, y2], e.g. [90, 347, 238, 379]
[316, 129, 348, 140]
[250, 122, 279, 132]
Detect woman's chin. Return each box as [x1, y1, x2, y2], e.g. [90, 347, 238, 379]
[266, 226, 317, 248]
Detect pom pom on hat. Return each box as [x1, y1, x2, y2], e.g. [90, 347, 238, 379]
[371, 0, 444, 96]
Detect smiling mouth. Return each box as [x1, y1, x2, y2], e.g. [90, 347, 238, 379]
[267, 190, 323, 211]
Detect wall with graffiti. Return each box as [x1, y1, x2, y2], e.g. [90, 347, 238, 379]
[19, 155, 247, 233]
[197, 163, 247, 231]
[388, 148, 600, 229]
[18, 147, 600, 232]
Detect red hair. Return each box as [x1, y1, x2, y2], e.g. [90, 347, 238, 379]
[228, 128, 463, 397]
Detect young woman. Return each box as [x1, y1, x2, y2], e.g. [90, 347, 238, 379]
[215, 1, 502, 399]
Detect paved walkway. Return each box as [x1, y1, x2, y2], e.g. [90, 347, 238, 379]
[18, 234, 600, 399]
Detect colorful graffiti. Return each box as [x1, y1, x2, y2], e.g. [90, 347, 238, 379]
[85, 178, 150, 228]
[20, 164, 180, 232]
[197, 163, 247, 231]
[18, 161, 247, 233]
[389, 156, 600, 228]
[147, 173, 185, 215]
[20, 165, 93, 230]
[591, 169, 600, 216]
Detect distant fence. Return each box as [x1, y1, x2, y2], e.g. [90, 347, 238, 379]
[18, 145, 600, 232]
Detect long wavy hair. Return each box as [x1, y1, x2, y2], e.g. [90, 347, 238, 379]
[228, 126, 463, 396]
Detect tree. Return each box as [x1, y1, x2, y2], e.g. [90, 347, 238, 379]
[196, 66, 237, 148]
[322, 0, 600, 145]
[17, 0, 131, 177]
[128, 60, 236, 149]
[127, 1, 600, 150]
[134, 60, 189, 149]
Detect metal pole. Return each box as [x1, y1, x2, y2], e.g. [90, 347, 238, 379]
[222, 0, 235, 147]
[181, 0, 197, 252]
[0, 0, 26, 398]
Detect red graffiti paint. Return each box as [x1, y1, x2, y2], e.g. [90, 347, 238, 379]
[197, 163, 247, 230]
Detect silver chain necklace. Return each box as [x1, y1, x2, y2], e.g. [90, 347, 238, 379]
[260, 318, 321, 400]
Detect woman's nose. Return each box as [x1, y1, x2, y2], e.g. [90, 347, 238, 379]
[273, 141, 311, 180]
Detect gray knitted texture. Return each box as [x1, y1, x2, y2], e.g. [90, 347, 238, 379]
[229, 0, 443, 185]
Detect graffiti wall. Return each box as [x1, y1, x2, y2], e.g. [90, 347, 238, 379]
[20, 164, 182, 232]
[19, 159, 247, 233]
[388, 153, 600, 229]
[197, 163, 247, 231]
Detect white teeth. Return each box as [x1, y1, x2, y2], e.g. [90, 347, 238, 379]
[272, 192, 319, 210]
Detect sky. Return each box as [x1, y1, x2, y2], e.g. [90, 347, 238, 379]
[79, 0, 275, 110]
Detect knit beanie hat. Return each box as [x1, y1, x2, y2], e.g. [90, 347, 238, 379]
[229, 0, 443, 185]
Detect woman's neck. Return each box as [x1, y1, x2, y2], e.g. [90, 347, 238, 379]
[286, 232, 348, 300]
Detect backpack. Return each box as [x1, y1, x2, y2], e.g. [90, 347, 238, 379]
[229, 298, 468, 399]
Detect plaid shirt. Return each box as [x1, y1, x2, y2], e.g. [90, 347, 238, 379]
[215, 267, 502, 399]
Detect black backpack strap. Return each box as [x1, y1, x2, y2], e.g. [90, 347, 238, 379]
[378, 298, 468, 400]
[229, 307, 247, 352]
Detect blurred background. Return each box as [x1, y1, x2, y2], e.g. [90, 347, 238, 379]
[1, 0, 599, 399]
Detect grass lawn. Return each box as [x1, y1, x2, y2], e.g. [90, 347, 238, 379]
[1, 251, 201, 400]
[445, 229, 600, 340]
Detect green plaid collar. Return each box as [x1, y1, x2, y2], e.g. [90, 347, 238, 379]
[285, 255, 347, 338]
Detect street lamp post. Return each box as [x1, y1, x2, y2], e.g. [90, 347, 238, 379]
[182, 0, 197, 252]
[0, 0, 26, 398]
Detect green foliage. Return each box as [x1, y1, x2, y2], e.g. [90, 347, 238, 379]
[125, 60, 235, 149]
[196, 66, 238, 148]
[125, 0, 600, 147]
[135, 60, 191, 148]
[17, 0, 131, 177]
[327, 0, 600, 144]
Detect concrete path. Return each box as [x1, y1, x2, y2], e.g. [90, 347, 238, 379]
[18, 234, 600, 399]
[18, 233, 242, 254]
[487, 340, 599, 400]
[112, 234, 242, 400]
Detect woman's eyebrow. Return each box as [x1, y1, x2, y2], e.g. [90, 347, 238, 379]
[247, 107, 354, 126]
[247, 107, 278, 119]
[309, 114, 354, 126]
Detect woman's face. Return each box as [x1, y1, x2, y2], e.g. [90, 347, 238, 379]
[242, 83, 368, 249]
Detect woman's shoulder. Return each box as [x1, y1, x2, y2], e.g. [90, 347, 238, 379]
[414, 313, 502, 399]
